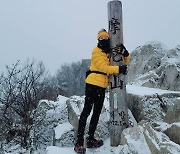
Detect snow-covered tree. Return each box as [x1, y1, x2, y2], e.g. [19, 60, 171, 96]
[0, 60, 55, 149]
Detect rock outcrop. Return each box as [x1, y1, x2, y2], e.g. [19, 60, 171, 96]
[128, 42, 180, 91]
[164, 98, 180, 123]
[164, 123, 180, 145]
[121, 121, 180, 154]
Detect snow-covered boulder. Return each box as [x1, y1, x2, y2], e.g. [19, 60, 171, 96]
[128, 42, 180, 91]
[121, 121, 180, 154]
[66, 99, 79, 138]
[43, 85, 180, 154]
[164, 97, 180, 123]
[121, 123, 152, 154]
[164, 123, 180, 145]
[54, 125, 74, 147]
[4, 85, 180, 153]
[126, 85, 180, 122]
[52, 85, 180, 153]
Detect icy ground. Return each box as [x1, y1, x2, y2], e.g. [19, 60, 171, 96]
[45, 85, 180, 154]
[46, 138, 128, 154]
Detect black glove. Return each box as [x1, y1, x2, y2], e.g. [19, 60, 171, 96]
[120, 44, 129, 57]
[119, 65, 127, 75]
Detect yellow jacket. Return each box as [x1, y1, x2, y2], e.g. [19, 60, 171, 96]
[85, 47, 130, 88]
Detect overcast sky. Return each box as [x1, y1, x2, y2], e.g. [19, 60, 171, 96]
[0, 0, 180, 74]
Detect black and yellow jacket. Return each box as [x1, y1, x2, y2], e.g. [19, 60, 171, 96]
[85, 47, 130, 88]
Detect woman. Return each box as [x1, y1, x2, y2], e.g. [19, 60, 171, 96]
[74, 29, 130, 153]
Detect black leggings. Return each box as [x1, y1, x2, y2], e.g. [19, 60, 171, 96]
[77, 83, 105, 144]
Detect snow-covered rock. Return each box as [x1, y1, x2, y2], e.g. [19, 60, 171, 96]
[46, 121, 180, 154]
[120, 121, 180, 154]
[164, 123, 180, 145]
[164, 97, 180, 123]
[128, 42, 180, 91]
[46, 85, 180, 154]
[121, 123, 152, 154]
[127, 85, 180, 122]
[2, 85, 180, 154]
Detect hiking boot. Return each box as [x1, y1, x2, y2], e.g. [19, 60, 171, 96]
[86, 137, 103, 148]
[74, 138, 86, 154]
[74, 145, 86, 154]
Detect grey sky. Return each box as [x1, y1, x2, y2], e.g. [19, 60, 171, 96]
[0, 0, 180, 74]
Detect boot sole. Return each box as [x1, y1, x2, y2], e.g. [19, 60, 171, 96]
[74, 148, 86, 154]
[86, 142, 103, 148]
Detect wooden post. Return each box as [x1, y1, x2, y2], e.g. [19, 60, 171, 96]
[108, 0, 128, 147]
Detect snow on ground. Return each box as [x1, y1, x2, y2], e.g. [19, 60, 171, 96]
[122, 126, 152, 154]
[46, 146, 73, 154]
[46, 139, 122, 154]
[55, 95, 69, 107]
[57, 95, 69, 102]
[46, 85, 180, 154]
[54, 122, 73, 139]
[156, 121, 180, 132]
[127, 84, 180, 96]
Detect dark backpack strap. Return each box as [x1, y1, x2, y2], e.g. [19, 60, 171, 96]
[90, 71, 107, 76]
[86, 70, 107, 78]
